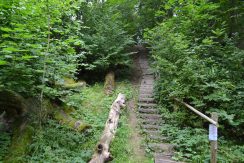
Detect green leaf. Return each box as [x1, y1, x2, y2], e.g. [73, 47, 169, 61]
[0, 60, 7, 65]
[2, 47, 19, 53]
[2, 34, 10, 38]
[21, 55, 38, 60]
[0, 27, 12, 32]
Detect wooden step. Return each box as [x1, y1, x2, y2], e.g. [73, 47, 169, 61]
[143, 130, 161, 136]
[143, 72, 154, 75]
[138, 97, 155, 103]
[155, 157, 177, 163]
[149, 135, 168, 142]
[142, 124, 161, 130]
[139, 94, 154, 98]
[140, 86, 154, 90]
[148, 143, 174, 153]
[141, 83, 154, 86]
[140, 86, 153, 89]
[139, 113, 161, 119]
[142, 78, 154, 81]
[138, 108, 158, 114]
[138, 103, 157, 107]
[141, 119, 162, 125]
[142, 76, 154, 78]
[139, 90, 153, 94]
[141, 80, 154, 85]
[154, 153, 174, 158]
[154, 153, 177, 163]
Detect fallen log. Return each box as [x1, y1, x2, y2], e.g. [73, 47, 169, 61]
[89, 93, 126, 163]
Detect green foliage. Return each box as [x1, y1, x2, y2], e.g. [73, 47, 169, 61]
[0, 132, 11, 161]
[0, 0, 134, 98]
[24, 81, 137, 162]
[26, 120, 91, 163]
[144, 0, 244, 161]
[4, 125, 34, 163]
[0, 0, 85, 97]
[107, 0, 139, 36]
[146, 0, 244, 136]
[81, 3, 134, 71]
[159, 107, 244, 162]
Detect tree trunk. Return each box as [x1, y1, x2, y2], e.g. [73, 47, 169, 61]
[104, 71, 115, 95]
[89, 93, 126, 163]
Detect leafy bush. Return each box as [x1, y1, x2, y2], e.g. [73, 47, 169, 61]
[159, 107, 244, 162]
[80, 3, 134, 71]
[146, 0, 244, 139]
[0, 132, 11, 161]
[144, 0, 244, 161]
[26, 120, 91, 163]
[0, 0, 85, 97]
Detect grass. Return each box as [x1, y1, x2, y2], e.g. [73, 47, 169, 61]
[110, 108, 152, 163]
[14, 80, 151, 162]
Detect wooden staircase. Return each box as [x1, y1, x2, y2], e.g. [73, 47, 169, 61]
[138, 54, 177, 163]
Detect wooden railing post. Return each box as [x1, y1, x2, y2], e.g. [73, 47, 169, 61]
[210, 112, 218, 163]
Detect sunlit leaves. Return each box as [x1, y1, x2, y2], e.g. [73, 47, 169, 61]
[0, 60, 7, 65]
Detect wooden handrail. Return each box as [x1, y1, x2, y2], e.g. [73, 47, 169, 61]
[174, 98, 218, 126]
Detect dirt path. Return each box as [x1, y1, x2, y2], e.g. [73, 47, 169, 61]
[127, 46, 149, 162]
[128, 99, 147, 162]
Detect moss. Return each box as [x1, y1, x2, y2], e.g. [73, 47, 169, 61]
[63, 105, 76, 114]
[56, 77, 86, 89]
[54, 109, 90, 132]
[4, 124, 34, 163]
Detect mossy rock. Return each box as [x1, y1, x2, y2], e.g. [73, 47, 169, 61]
[0, 90, 26, 120]
[54, 109, 90, 132]
[4, 123, 34, 163]
[56, 78, 86, 89]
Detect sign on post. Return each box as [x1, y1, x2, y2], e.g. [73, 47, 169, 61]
[209, 124, 218, 141]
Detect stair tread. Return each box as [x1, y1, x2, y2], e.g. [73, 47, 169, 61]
[138, 97, 155, 102]
[138, 108, 158, 114]
[139, 94, 154, 97]
[139, 113, 161, 119]
[143, 130, 161, 136]
[138, 103, 157, 107]
[155, 158, 177, 163]
[141, 119, 162, 125]
[149, 135, 167, 141]
[148, 143, 174, 153]
[142, 124, 161, 130]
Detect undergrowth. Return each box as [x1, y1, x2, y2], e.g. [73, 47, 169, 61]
[159, 107, 244, 162]
[22, 81, 139, 162]
[0, 132, 11, 161]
